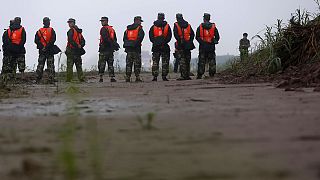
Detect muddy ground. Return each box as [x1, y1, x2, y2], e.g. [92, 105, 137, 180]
[0, 73, 320, 180]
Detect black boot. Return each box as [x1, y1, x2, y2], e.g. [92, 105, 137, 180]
[152, 77, 157, 82]
[162, 76, 169, 81]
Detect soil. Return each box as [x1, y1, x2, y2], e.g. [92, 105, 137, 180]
[0, 73, 320, 180]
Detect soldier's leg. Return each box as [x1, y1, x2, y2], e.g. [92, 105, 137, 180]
[11, 56, 18, 79]
[106, 52, 115, 78]
[208, 51, 217, 77]
[16, 55, 26, 79]
[125, 52, 134, 81]
[185, 51, 192, 78]
[161, 52, 170, 78]
[178, 50, 187, 79]
[152, 52, 161, 78]
[197, 51, 206, 78]
[133, 52, 142, 80]
[36, 54, 46, 81]
[47, 55, 55, 82]
[74, 56, 84, 82]
[98, 53, 107, 79]
[66, 55, 74, 82]
[240, 49, 245, 61]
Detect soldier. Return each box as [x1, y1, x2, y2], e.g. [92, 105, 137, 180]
[196, 13, 220, 79]
[149, 13, 172, 81]
[34, 17, 60, 84]
[6, 17, 27, 79]
[98, 16, 120, 83]
[1, 20, 14, 77]
[123, 16, 145, 82]
[173, 13, 195, 81]
[239, 33, 250, 61]
[173, 49, 180, 73]
[65, 18, 86, 82]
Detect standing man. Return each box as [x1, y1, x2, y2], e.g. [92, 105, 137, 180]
[65, 18, 86, 82]
[149, 13, 172, 81]
[123, 16, 145, 82]
[34, 17, 60, 84]
[196, 13, 220, 79]
[98, 16, 119, 83]
[6, 17, 27, 79]
[173, 13, 195, 81]
[1, 20, 14, 77]
[239, 33, 250, 61]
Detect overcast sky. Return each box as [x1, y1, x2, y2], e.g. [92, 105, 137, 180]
[0, 0, 317, 70]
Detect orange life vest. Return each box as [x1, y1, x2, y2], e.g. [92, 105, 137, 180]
[175, 23, 191, 41]
[126, 26, 141, 41]
[100, 26, 115, 45]
[8, 27, 24, 45]
[153, 24, 169, 38]
[199, 23, 216, 43]
[67, 28, 83, 48]
[37, 27, 53, 47]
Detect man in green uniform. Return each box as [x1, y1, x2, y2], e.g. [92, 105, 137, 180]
[239, 33, 250, 61]
[65, 18, 86, 82]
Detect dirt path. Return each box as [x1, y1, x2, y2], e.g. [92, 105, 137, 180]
[0, 74, 320, 180]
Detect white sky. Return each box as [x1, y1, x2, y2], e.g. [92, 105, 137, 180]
[0, 0, 317, 69]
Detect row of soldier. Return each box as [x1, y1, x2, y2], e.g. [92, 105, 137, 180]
[1, 13, 221, 83]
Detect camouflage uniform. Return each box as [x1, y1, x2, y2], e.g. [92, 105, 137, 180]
[126, 52, 141, 79]
[152, 52, 170, 78]
[98, 52, 115, 78]
[36, 54, 55, 82]
[66, 48, 84, 82]
[198, 51, 216, 77]
[173, 51, 180, 73]
[239, 38, 250, 61]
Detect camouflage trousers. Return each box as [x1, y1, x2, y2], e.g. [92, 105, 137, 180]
[240, 48, 249, 61]
[176, 50, 191, 78]
[152, 51, 170, 77]
[36, 54, 55, 81]
[66, 54, 84, 82]
[126, 51, 141, 78]
[198, 51, 216, 77]
[98, 52, 115, 77]
[1, 55, 25, 77]
[173, 57, 180, 73]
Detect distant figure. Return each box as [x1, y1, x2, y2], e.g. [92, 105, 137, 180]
[196, 13, 220, 79]
[1, 20, 14, 77]
[35, 17, 60, 84]
[5, 17, 27, 79]
[239, 33, 250, 61]
[149, 13, 172, 82]
[123, 16, 145, 82]
[98, 16, 120, 83]
[66, 18, 86, 82]
[173, 13, 195, 81]
[173, 50, 179, 73]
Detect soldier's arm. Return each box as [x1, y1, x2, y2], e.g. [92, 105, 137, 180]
[34, 31, 43, 49]
[81, 35, 86, 47]
[137, 28, 145, 45]
[113, 31, 118, 42]
[149, 26, 155, 43]
[190, 26, 195, 41]
[173, 23, 180, 42]
[213, 27, 220, 44]
[196, 26, 204, 44]
[21, 28, 26, 46]
[67, 29, 78, 48]
[165, 25, 172, 44]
